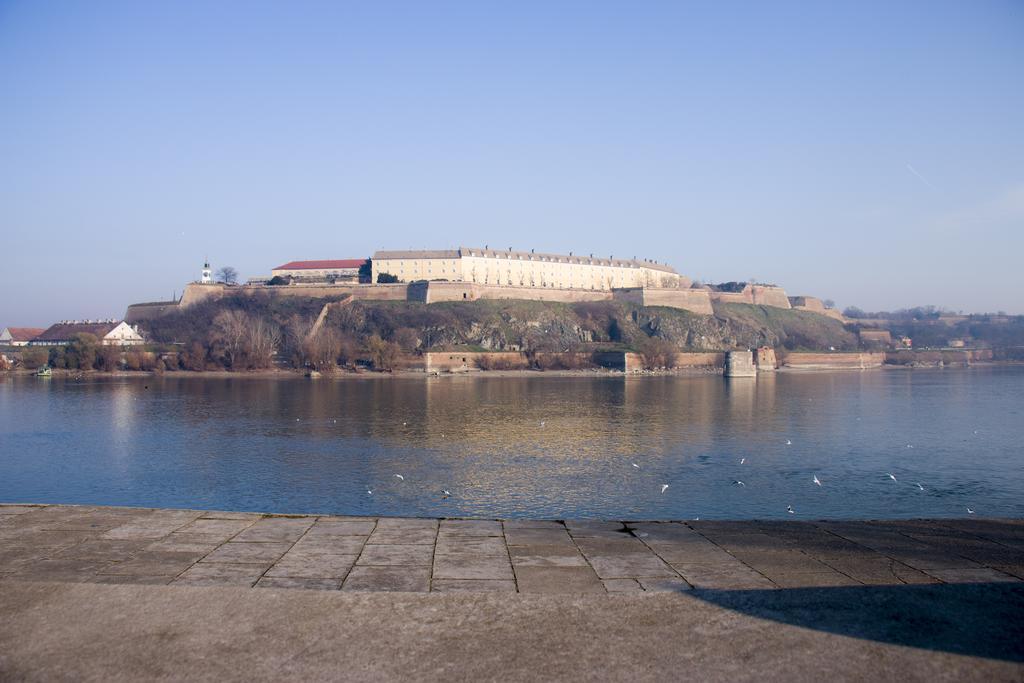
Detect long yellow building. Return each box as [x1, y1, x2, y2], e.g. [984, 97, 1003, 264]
[371, 247, 683, 290]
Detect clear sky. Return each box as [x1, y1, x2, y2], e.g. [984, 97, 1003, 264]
[2, 0, 1022, 326]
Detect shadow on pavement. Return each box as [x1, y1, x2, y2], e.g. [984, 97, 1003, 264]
[689, 582, 1024, 662]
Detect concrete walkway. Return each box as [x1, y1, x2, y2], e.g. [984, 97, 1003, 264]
[1, 504, 1022, 592]
[2, 505, 1023, 681]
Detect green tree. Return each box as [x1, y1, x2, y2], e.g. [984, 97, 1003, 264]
[20, 347, 48, 370]
[376, 272, 399, 284]
[66, 333, 100, 370]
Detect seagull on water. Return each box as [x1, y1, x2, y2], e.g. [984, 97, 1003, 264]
[916, 483, 924, 491]
[785, 439, 792, 446]
[733, 480, 746, 487]
[887, 473, 897, 482]
[660, 484, 669, 494]
[442, 490, 450, 498]
[367, 489, 373, 495]
[394, 474, 405, 481]
[631, 462, 640, 469]
[967, 507, 976, 514]
[739, 458, 746, 465]
[403, 422, 407, 426]
[813, 475, 821, 486]
[787, 505, 795, 514]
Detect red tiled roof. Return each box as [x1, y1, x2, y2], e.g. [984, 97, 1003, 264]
[274, 259, 367, 271]
[35, 322, 120, 342]
[3, 327, 45, 342]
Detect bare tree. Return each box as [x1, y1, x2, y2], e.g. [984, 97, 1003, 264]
[244, 316, 282, 368]
[637, 337, 678, 370]
[210, 310, 249, 368]
[216, 266, 238, 285]
[303, 328, 342, 372]
[365, 334, 400, 371]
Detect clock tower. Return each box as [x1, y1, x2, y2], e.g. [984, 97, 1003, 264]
[201, 260, 212, 284]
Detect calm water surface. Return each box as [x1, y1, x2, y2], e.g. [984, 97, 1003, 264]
[1, 368, 1022, 519]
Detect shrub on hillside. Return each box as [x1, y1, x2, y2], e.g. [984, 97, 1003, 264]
[637, 337, 678, 370]
[20, 347, 48, 370]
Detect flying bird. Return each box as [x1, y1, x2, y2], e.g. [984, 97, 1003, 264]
[967, 507, 975, 514]
[394, 474, 405, 481]
[813, 475, 821, 486]
[733, 480, 746, 487]
[660, 484, 669, 494]
[540, 421, 545, 427]
[442, 490, 450, 498]
[888, 473, 897, 482]
[786, 505, 795, 514]
[739, 458, 746, 465]
[632, 463, 640, 469]
[916, 483, 924, 491]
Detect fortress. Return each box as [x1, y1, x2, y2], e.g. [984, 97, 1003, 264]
[371, 247, 685, 290]
[124, 247, 841, 324]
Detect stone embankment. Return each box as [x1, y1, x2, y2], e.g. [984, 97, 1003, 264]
[2, 504, 1022, 593]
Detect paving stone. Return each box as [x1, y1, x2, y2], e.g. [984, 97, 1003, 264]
[768, 572, 862, 588]
[176, 518, 255, 539]
[266, 554, 357, 579]
[435, 536, 508, 556]
[514, 566, 604, 593]
[924, 567, 1021, 583]
[574, 537, 650, 556]
[432, 555, 514, 580]
[564, 521, 626, 536]
[509, 545, 588, 567]
[357, 544, 433, 566]
[200, 542, 292, 564]
[638, 577, 692, 592]
[198, 511, 264, 521]
[290, 536, 368, 555]
[342, 566, 429, 592]
[304, 520, 377, 537]
[144, 535, 222, 554]
[430, 579, 517, 593]
[99, 551, 203, 576]
[815, 556, 937, 585]
[256, 576, 342, 590]
[644, 541, 738, 565]
[366, 528, 437, 545]
[10, 530, 95, 548]
[233, 518, 315, 543]
[174, 563, 267, 587]
[374, 518, 435, 531]
[51, 540, 146, 563]
[9, 559, 113, 582]
[438, 520, 503, 536]
[672, 563, 776, 590]
[501, 520, 565, 530]
[726, 550, 832, 575]
[888, 550, 984, 572]
[505, 528, 575, 547]
[603, 578, 644, 593]
[586, 553, 677, 579]
[89, 574, 173, 586]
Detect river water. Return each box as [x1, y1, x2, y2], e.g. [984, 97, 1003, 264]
[1, 367, 1021, 520]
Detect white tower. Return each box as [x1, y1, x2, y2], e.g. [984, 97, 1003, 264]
[201, 259, 212, 284]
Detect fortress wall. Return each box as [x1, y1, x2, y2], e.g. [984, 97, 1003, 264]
[423, 351, 527, 372]
[596, 351, 725, 372]
[750, 286, 792, 309]
[475, 284, 611, 303]
[789, 296, 825, 312]
[783, 352, 886, 369]
[709, 291, 751, 305]
[125, 302, 180, 323]
[755, 347, 777, 370]
[885, 349, 993, 366]
[643, 289, 714, 315]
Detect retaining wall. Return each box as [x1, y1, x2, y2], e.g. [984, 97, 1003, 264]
[782, 352, 886, 369]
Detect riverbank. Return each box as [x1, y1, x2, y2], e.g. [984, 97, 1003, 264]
[2, 504, 1022, 681]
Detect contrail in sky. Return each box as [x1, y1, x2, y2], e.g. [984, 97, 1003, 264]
[905, 163, 937, 190]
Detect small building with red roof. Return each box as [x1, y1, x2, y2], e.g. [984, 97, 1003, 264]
[0, 327, 45, 346]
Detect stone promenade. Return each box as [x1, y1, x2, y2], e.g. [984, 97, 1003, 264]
[2, 504, 1022, 592]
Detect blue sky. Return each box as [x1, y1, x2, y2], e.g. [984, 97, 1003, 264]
[2, 0, 1022, 325]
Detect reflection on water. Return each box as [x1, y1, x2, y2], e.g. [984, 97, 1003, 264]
[1, 368, 1022, 519]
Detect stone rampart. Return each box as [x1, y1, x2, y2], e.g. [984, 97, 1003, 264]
[423, 351, 528, 373]
[755, 347, 777, 371]
[885, 349, 993, 366]
[124, 302, 180, 324]
[782, 352, 886, 369]
[750, 286, 791, 309]
[476, 284, 611, 304]
[612, 288, 714, 315]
